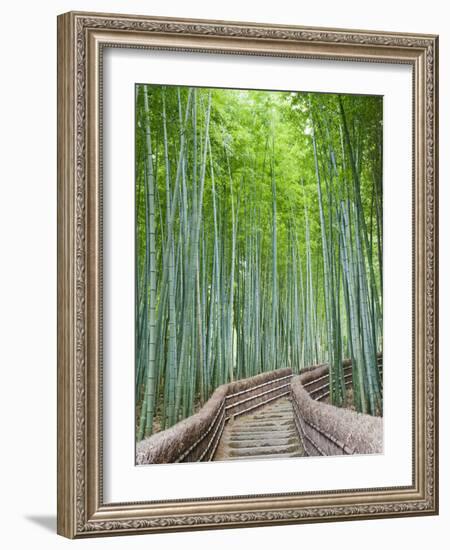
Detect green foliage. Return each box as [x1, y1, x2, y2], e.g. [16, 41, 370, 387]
[135, 84, 383, 439]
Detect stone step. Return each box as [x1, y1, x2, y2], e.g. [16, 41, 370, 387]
[251, 411, 291, 416]
[228, 438, 299, 448]
[231, 421, 292, 429]
[227, 431, 297, 440]
[248, 416, 291, 422]
[226, 452, 304, 460]
[229, 443, 301, 457]
[229, 431, 296, 439]
[255, 410, 290, 414]
[228, 430, 293, 438]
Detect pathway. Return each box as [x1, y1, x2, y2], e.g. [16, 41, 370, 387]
[213, 397, 305, 461]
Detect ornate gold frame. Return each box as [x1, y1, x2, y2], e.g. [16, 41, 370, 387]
[57, 11, 439, 538]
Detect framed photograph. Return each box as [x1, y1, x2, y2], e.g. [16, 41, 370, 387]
[57, 11, 439, 538]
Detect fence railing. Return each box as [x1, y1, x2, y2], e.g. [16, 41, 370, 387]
[304, 355, 383, 401]
[291, 361, 383, 457]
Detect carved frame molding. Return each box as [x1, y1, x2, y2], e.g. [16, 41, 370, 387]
[57, 11, 438, 538]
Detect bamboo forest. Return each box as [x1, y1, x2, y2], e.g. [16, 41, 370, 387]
[135, 84, 383, 445]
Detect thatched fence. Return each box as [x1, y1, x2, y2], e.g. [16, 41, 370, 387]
[136, 368, 293, 464]
[291, 365, 383, 456]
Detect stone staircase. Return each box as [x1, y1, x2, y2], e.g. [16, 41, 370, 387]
[213, 396, 305, 461]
